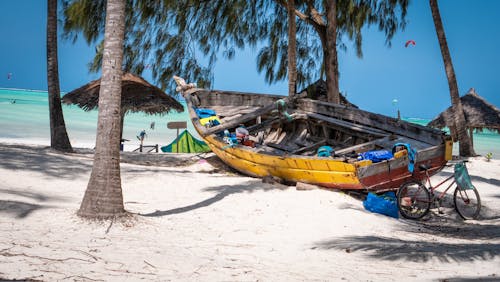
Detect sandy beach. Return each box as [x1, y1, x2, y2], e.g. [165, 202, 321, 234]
[1, 142, 499, 281]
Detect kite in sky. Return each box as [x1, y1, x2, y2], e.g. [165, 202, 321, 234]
[405, 40, 416, 48]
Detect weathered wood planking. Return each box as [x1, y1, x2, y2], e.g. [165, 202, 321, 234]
[199, 101, 284, 136]
[335, 136, 393, 155]
[297, 99, 444, 145]
[307, 112, 389, 138]
[193, 90, 283, 108]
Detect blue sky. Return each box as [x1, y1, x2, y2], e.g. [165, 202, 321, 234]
[0, 0, 499, 118]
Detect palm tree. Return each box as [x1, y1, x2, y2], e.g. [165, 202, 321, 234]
[287, 0, 297, 97]
[325, 0, 340, 104]
[78, 0, 127, 219]
[429, 0, 475, 157]
[270, 0, 408, 104]
[47, 0, 73, 152]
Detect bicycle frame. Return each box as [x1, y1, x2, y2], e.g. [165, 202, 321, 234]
[422, 169, 456, 200]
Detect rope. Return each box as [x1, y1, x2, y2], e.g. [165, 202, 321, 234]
[276, 99, 293, 122]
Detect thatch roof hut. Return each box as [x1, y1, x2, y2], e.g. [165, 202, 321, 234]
[428, 88, 500, 147]
[63, 73, 184, 140]
[63, 72, 184, 114]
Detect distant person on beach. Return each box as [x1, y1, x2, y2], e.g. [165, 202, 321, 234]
[137, 129, 147, 145]
[150, 121, 155, 130]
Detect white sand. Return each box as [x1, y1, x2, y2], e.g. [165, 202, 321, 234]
[0, 142, 499, 281]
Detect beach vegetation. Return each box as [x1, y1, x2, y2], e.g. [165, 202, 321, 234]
[47, 0, 73, 152]
[429, 0, 475, 157]
[77, 0, 127, 219]
[485, 152, 493, 162]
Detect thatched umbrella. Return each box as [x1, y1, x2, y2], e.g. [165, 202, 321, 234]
[428, 88, 500, 148]
[63, 72, 184, 140]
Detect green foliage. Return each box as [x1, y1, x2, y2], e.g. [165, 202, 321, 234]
[62, 0, 266, 93]
[61, 0, 408, 93]
[485, 152, 493, 161]
[256, 0, 409, 88]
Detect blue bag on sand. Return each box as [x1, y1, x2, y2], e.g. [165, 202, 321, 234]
[358, 150, 393, 163]
[363, 192, 399, 219]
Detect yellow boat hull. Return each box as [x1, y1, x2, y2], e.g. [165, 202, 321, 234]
[203, 135, 367, 189]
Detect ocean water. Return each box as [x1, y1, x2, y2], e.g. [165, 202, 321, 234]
[1, 88, 499, 158]
[0, 88, 195, 151]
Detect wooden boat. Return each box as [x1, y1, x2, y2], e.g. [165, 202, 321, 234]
[174, 77, 453, 191]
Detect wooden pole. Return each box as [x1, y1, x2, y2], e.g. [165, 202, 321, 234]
[176, 128, 179, 153]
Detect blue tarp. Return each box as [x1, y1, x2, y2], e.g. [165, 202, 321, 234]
[363, 192, 399, 219]
[195, 108, 216, 119]
[358, 150, 393, 163]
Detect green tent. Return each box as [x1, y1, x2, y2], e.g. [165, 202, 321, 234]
[161, 130, 211, 153]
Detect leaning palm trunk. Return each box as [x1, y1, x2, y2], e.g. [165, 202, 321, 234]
[287, 0, 297, 97]
[47, 0, 73, 152]
[78, 0, 126, 218]
[325, 0, 340, 104]
[430, 0, 474, 157]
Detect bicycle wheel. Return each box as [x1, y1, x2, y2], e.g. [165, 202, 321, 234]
[397, 181, 431, 220]
[454, 187, 481, 220]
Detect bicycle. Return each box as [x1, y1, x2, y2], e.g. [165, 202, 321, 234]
[397, 160, 481, 220]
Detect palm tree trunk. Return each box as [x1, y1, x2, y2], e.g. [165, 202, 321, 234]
[287, 0, 297, 97]
[47, 0, 73, 153]
[468, 127, 474, 149]
[325, 0, 340, 104]
[429, 0, 475, 157]
[78, 0, 126, 219]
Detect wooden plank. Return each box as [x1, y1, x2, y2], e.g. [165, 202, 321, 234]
[266, 142, 298, 152]
[291, 139, 327, 154]
[199, 101, 282, 136]
[210, 106, 260, 117]
[307, 112, 389, 137]
[246, 113, 304, 134]
[246, 116, 281, 134]
[194, 89, 284, 108]
[297, 99, 444, 145]
[167, 121, 187, 129]
[335, 136, 392, 155]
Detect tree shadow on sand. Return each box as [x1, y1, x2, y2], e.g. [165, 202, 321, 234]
[439, 170, 500, 188]
[0, 188, 66, 218]
[0, 144, 216, 179]
[399, 218, 500, 240]
[313, 235, 500, 263]
[0, 144, 92, 179]
[141, 180, 279, 217]
[0, 200, 48, 218]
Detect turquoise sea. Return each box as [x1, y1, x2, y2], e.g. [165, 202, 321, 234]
[1, 88, 499, 158]
[0, 88, 196, 151]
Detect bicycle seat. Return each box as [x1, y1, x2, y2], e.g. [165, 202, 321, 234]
[418, 164, 430, 171]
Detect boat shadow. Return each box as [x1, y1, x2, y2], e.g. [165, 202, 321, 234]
[141, 180, 275, 217]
